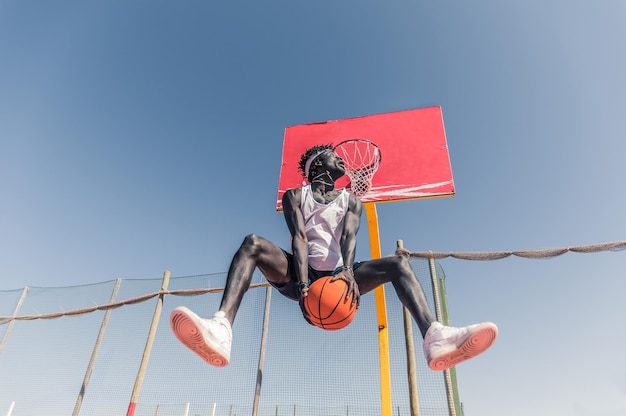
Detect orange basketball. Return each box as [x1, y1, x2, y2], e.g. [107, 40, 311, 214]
[303, 276, 357, 330]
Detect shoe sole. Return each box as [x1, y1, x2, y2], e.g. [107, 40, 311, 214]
[170, 307, 230, 367]
[428, 322, 498, 371]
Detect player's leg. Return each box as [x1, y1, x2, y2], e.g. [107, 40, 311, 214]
[220, 233, 291, 323]
[354, 255, 498, 371]
[170, 234, 291, 367]
[353, 255, 435, 336]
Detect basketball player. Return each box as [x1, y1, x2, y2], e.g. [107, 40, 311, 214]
[171, 145, 497, 370]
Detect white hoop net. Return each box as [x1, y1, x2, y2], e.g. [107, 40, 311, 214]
[333, 139, 382, 197]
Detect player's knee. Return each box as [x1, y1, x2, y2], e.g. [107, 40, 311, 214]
[240, 234, 263, 255]
[390, 254, 412, 276]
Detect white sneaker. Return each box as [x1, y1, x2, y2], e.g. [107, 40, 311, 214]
[423, 321, 498, 371]
[170, 306, 232, 367]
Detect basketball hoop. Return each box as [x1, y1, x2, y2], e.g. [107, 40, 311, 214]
[333, 139, 382, 197]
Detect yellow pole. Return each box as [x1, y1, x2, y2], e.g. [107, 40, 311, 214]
[364, 202, 392, 416]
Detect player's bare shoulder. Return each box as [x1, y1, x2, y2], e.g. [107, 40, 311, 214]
[282, 188, 302, 212]
[347, 192, 363, 215]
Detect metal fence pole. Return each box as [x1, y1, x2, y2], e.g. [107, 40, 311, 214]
[403, 306, 420, 416]
[126, 271, 171, 416]
[73, 278, 122, 416]
[434, 265, 463, 414]
[428, 258, 456, 416]
[0, 287, 29, 354]
[252, 285, 272, 416]
[397, 240, 420, 416]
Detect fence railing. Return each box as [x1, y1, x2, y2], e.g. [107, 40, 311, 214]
[0, 259, 452, 416]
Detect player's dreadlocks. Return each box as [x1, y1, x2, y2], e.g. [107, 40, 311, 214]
[298, 144, 334, 179]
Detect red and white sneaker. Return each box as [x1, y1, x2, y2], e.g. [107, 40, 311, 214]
[423, 321, 498, 371]
[170, 307, 232, 367]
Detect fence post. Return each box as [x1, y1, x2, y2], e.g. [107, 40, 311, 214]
[73, 278, 122, 416]
[428, 259, 458, 416]
[252, 285, 272, 416]
[397, 240, 420, 416]
[434, 264, 462, 415]
[0, 287, 29, 354]
[127, 271, 171, 416]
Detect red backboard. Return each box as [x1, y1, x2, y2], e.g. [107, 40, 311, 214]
[276, 106, 454, 211]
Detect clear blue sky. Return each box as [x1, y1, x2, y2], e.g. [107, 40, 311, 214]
[1, 1, 626, 415]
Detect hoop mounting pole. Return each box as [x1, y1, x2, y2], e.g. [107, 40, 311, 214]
[364, 202, 392, 416]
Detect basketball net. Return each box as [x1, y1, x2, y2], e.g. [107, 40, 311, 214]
[333, 139, 382, 197]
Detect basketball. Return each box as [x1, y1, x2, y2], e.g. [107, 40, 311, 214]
[303, 276, 357, 330]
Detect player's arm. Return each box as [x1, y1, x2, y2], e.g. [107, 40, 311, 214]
[282, 188, 310, 297]
[334, 194, 362, 305]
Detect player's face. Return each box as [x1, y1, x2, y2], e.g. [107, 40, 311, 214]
[317, 150, 345, 179]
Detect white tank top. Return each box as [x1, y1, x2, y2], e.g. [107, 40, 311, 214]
[300, 185, 351, 271]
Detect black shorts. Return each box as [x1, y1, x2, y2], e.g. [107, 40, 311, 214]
[269, 250, 363, 301]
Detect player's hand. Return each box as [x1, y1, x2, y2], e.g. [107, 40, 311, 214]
[297, 282, 315, 326]
[297, 281, 309, 298]
[332, 268, 360, 308]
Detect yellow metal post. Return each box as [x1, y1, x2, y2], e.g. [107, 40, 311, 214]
[364, 202, 392, 416]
